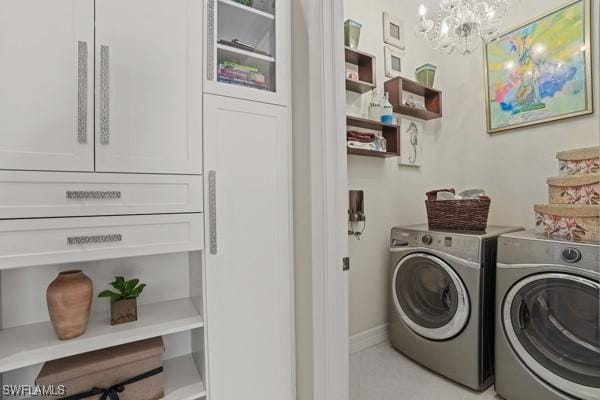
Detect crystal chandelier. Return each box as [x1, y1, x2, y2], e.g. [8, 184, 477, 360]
[415, 0, 511, 55]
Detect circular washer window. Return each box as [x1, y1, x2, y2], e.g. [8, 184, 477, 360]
[392, 253, 470, 341]
[503, 273, 600, 400]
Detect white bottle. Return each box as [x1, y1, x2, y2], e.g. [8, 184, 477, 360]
[380, 92, 394, 124]
[368, 89, 381, 121]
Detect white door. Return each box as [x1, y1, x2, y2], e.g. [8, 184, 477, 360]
[0, 0, 94, 172]
[95, 0, 203, 174]
[204, 94, 293, 400]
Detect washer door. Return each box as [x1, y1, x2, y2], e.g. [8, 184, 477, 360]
[392, 253, 470, 340]
[504, 273, 600, 400]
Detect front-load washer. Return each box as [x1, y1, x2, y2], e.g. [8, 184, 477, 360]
[389, 225, 523, 391]
[496, 231, 600, 400]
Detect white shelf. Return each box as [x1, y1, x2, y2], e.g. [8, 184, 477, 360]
[164, 354, 206, 400]
[218, 0, 274, 20]
[217, 43, 275, 62]
[0, 297, 204, 373]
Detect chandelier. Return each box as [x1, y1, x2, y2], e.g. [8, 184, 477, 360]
[415, 0, 511, 55]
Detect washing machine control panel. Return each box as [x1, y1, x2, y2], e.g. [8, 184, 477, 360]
[391, 229, 480, 261]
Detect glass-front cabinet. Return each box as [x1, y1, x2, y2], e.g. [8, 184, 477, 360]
[205, 0, 289, 105]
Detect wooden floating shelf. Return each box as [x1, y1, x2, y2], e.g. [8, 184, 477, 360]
[346, 116, 400, 158]
[345, 47, 376, 94]
[0, 297, 204, 373]
[384, 76, 442, 120]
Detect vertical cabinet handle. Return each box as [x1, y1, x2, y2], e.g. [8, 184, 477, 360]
[207, 0, 215, 81]
[77, 41, 88, 144]
[100, 45, 110, 145]
[209, 170, 218, 254]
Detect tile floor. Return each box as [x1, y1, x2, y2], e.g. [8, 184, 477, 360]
[351, 342, 502, 400]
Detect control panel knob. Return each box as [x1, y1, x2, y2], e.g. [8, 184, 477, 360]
[422, 235, 433, 246]
[561, 248, 582, 263]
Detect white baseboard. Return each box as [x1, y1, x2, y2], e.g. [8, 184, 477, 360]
[349, 323, 389, 354]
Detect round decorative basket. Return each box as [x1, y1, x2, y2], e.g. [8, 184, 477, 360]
[425, 198, 491, 231]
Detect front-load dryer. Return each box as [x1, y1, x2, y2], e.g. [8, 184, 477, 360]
[496, 230, 600, 400]
[389, 225, 523, 391]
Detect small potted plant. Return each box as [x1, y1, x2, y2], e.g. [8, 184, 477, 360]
[99, 276, 146, 325]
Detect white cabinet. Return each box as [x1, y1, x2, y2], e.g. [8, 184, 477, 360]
[0, 0, 203, 175]
[0, 0, 94, 172]
[204, 0, 290, 105]
[95, 0, 203, 174]
[203, 94, 293, 400]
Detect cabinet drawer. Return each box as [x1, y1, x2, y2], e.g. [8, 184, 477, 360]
[0, 172, 203, 219]
[0, 214, 203, 270]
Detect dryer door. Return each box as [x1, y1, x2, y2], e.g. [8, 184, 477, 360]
[393, 253, 470, 341]
[503, 273, 600, 400]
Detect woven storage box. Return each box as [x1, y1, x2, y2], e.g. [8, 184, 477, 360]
[36, 337, 164, 400]
[425, 198, 491, 231]
[547, 173, 599, 205]
[534, 204, 600, 242]
[557, 146, 599, 176]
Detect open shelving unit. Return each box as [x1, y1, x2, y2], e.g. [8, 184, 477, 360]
[384, 76, 443, 120]
[345, 47, 376, 94]
[346, 116, 400, 158]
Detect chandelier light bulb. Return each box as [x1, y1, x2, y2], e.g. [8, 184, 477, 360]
[419, 4, 427, 17]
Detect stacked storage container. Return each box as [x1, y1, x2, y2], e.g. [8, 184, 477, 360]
[535, 146, 600, 242]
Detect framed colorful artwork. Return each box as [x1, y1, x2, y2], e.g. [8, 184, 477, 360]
[484, 0, 592, 134]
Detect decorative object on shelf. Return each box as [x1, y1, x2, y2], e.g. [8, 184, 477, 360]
[415, 0, 511, 55]
[557, 146, 599, 176]
[233, 0, 254, 6]
[348, 190, 366, 240]
[425, 188, 492, 231]
[346, 70, 359, 81]
[404, 95, 425, 110]
[415, 63, 437, 88]
[346, 116, 400, 158]
[47, 270, 93, 340]
[344, 19, 362, 49]
[217, 61, 268, 91]
[399, 118, 423, 167]
[384, 46, 403, 78]
[368, 89, 381, 121]
[484, 0, 592, 133]
[380, 92, 394, 124]
[347, 131, 386, 153]
[99, 276, 146, 325]
[36, 337, 165, 400]
[383, 12, 405, 50]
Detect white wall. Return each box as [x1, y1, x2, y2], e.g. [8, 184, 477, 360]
[346, 0, 600, 336]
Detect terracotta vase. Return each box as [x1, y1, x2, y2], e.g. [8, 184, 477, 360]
[46, 270, 93, 340]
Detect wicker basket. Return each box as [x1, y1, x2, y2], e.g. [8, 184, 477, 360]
[557, 146, 599, 176]
[547, 173, 599, 205]
[534, 204, 599, 242]
[425, 198, 491, 231]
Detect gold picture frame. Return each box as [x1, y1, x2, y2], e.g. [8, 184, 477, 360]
[483, 0, 593, 134]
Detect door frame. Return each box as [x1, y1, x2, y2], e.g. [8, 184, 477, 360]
[302, 0, 349, 399]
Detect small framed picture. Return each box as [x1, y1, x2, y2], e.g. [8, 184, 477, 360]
[384, 46, 403, 78]
[399, 118, 424, 167]
[383, 12, 405, 50]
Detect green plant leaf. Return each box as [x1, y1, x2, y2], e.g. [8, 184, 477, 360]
[98, 290, 121, 300]
[133, 283, 146, 297]
[125, 279, 139, 294]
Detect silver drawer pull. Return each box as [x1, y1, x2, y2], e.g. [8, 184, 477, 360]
[66, 191, 122, 200]
[77, 41, 88, 144]
[67, 234, 122, 245]
[100, 45, 110, 145]
[209, 170, 217, 254]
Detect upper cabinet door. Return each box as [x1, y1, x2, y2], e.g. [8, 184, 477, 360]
[95, 0, 203, 175]
[0, 0, 94, 172]
[204, 0, 290, 106]
[204, 94, 293, 400]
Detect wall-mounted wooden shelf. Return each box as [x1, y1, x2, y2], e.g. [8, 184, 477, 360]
[345, 48, 376, 94]
[346, 116, 400, 158]
[384, 76, 442, 120]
